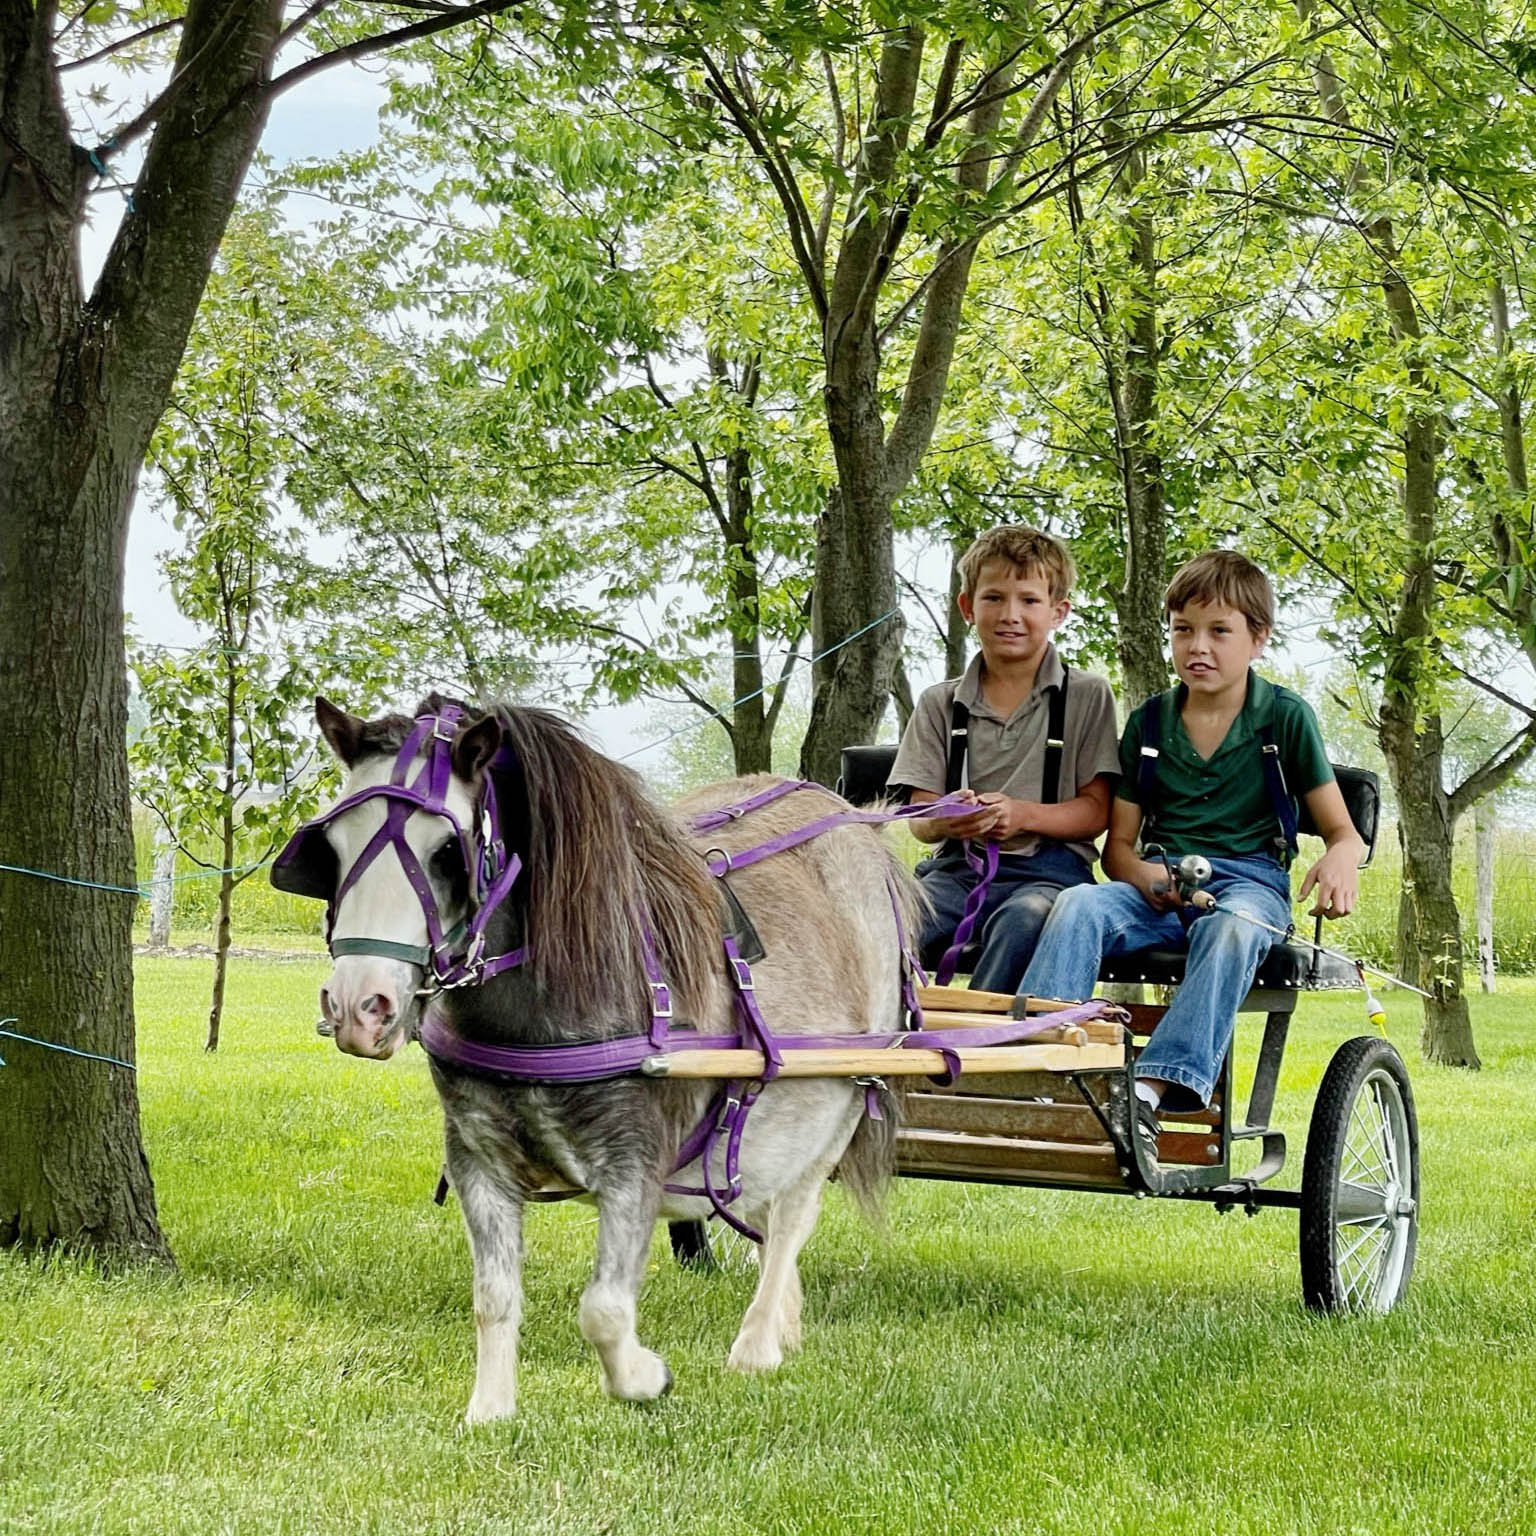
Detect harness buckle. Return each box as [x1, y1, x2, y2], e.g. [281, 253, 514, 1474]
[729, 955, 755, 990]
[705, 846, 733, 874]
[649, 983, 673, 1019]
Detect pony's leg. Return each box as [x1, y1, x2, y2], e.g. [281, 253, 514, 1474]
[727, 1162, 829, 1372]
[780, 1263, 804, 1354]
[579, 1179, 672, 1402]
[455, 1162, 526, 1425]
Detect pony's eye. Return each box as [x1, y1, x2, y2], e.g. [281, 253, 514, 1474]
[430, 839, 467, 891]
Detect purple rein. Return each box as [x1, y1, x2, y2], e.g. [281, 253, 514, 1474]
[689, 777, 995, 988]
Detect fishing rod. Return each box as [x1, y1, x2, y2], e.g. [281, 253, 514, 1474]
[1153, 853, 1432, 1023]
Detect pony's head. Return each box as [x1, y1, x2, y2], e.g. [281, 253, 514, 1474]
[273, 695, 510, 1059]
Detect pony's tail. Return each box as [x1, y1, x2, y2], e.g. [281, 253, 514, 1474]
[834, 1079, 905, 1222]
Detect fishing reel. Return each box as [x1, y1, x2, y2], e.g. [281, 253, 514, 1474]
[1149, 850, 1213, 906]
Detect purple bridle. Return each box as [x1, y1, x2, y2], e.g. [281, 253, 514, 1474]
[272, 705, 526, 991]
[276, 708, 1096, 1242]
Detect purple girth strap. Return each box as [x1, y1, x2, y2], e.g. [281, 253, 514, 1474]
[664, 1080, 764, 1241]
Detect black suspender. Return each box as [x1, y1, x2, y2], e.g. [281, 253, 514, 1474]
[1137, 695, 1164, 817]
[944, 667, 1071, 801]
[944, 699, 970, 795]
[1135, 689, 1299, 860]
[1041, 668, 1070, 806]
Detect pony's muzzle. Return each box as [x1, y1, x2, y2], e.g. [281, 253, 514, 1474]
[321, 963, 409, 1058]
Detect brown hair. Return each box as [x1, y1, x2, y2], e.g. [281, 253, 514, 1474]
[1164, 550, 1275, 635]
[957, 526, 1075, 602]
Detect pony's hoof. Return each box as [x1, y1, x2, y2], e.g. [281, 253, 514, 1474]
[463, 1394, 517, 1426]
[606, 1348, 672, 1402]
[726, 1333, 783, 1372]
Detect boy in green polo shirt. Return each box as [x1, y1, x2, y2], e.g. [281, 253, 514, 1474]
[887, 526, 1121, 992]
[1018, 550, 1364, 1171]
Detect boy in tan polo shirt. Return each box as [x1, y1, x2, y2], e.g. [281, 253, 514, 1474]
[887, 527, 1121, 992]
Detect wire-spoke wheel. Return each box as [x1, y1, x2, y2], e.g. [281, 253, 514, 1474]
[1300, 1036, 1419, 1313]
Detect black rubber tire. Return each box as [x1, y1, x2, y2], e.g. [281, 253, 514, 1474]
[1300, 1035, 1419, 1313]
[668, 1219, 717, 1271]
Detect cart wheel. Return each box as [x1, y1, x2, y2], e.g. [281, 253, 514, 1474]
[1300, 1036, 1418, 1313]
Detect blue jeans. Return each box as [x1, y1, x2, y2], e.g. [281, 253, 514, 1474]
[1018, 855, 1293, 1108]
[917, 843, 1095, 995]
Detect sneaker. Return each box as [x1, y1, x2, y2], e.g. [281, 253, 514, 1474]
[1128, 1093, 1162, 1175]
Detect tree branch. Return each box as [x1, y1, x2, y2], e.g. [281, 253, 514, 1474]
[696, 43, 828, 322]
[1448, 721, 1536, 821]
[266, 0, 525, 103]
[59, 16, 182, 73]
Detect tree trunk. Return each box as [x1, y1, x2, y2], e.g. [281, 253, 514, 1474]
[1475, 802, 1496, 994]
[0, 0, 285, 1260]
[802, 418, 905, 785]
[1382, 715, 1478, 1067]
[1111, 156, 1169, 706]
[1304, 20, 1476, 1066]
[148, 825, 176, 949]
[946, 540, 969, 679]
[1394, 841, 1416, 983]
[723, 444, 774, 775]
[891, 662, 915, 735]
[209, 871, 234, 1054]
[1374, 359, 1476, 1065]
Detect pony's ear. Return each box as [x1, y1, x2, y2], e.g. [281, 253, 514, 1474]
[315, 696, 367, 766]
[452, 712, 503, 782]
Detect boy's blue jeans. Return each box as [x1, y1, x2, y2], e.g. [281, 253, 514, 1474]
[916, 843, 1095, 995]
[1018, 855, 1293, 1109]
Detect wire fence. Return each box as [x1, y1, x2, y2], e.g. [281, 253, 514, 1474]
[130, 810, 1536, 977]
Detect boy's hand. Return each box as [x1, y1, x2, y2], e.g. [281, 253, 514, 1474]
[1126, 858, 1186, 914]
[973, 791, 1030, 841]
[922, 788, 1006, 842]
[1298, 845, 1359, 918]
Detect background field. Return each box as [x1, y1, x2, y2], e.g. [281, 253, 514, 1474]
[134, 814, 1536, 974]
[2, 954, 1533, 1535]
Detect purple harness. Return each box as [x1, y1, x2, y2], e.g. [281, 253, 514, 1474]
[275, 709, 1083, 1243]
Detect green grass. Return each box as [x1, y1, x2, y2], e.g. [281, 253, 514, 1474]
[4, 957, 1535, 1534]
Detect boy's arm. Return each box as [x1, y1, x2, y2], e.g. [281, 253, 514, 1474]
[1296, 781, 1365, 917]
[1102, 797, 1184, 912]
[889, 685, 1001, 843]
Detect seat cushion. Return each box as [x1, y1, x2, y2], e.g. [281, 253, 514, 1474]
[1099, 941, 1361, 991]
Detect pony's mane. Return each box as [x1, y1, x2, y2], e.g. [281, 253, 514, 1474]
[475, 701, 721, 1028]
[341, 694, 721, 1030]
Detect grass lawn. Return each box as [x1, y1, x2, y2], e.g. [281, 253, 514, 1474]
[3, 956, 1534, 1535]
